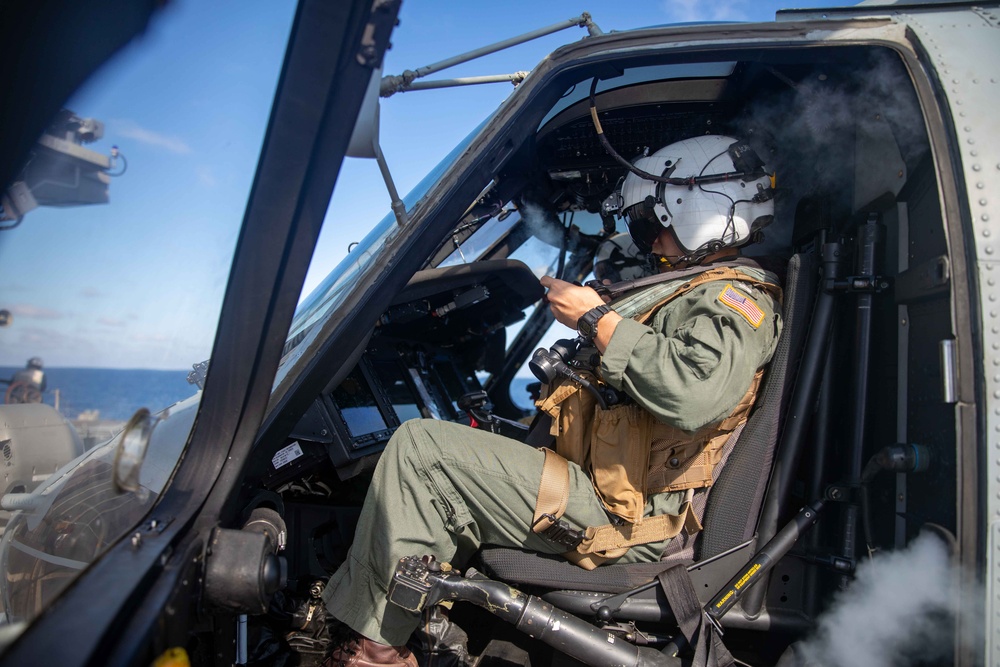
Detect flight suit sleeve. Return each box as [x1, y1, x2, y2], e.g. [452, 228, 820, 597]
[600, 281, 781, 431]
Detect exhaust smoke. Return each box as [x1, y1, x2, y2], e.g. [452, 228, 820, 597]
[786, 532, 981, 667]
[743, 53, 926, 195]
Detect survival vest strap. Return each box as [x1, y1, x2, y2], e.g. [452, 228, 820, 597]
[564, 498, 703, 570]
[614, 265, 783, 324]
[530, 449, 582, 549]
[531, 449, 703, 568]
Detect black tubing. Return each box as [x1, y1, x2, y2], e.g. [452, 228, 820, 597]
[741, 243, 843, 617]
[516, 596, 675, 667]
[706, 501, 824, 623]
[396, 562, 680, 667]
[839, 216, 882, 588]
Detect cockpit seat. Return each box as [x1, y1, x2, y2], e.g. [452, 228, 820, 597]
[474, 250, 817, 602]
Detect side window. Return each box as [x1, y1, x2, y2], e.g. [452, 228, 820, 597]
[438, 211, 520, 267]
[0, 1, 296, 628]
[508, 234, 563, 279]
[506, 300, 584, 411]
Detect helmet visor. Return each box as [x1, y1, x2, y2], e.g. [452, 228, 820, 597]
[622, 202, 660, 255]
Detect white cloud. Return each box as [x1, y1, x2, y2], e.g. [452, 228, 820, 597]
[97, 317, 126, 327]
[662, 0, 750, 23]
[196, 165, 217, 187]
[79, 286, 103, 298]
[130, 332, 170, 343]
[113, 119, 193, 155]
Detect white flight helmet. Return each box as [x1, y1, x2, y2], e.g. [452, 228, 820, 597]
[618, 135, 774, 261]
[593, 233, 650, 283]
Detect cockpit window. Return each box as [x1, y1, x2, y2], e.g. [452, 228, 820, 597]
[508, 232, 563, 279]
[538, 61, 737, 128]
[277, 117, 493, 386]
[438, 211, 521, 268]
[0, 2, 296, 631]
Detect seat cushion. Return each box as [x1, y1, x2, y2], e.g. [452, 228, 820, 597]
[474, 545, 691, 593]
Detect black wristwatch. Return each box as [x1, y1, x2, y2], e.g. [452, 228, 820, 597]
[577, 304, 612, 342]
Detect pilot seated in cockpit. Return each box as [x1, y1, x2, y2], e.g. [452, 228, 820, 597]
[592, 231, 652, 285]
[321, 135, 784, 667]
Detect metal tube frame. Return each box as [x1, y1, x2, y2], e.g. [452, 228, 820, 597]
[740, 240, 845, 617]
[380, 14, 602, 97]
[838, 213, 882, 587]
[400, 72, 531, 91]
[803, 339, 836, 617]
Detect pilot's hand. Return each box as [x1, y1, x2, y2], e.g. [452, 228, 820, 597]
[540, 276, 606, 330]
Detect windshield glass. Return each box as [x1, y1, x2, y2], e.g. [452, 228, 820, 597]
[0, 2, 295, 629]
[276, 119, 489, 383]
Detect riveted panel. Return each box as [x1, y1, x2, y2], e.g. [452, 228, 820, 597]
[901, 9, 1000, 264]
[990, 521, 1000, 664]
[903, 8, 1000, 665]
[981, 260, 1000, 500]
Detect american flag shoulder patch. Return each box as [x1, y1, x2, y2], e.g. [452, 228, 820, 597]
[717, 284, 766, 328]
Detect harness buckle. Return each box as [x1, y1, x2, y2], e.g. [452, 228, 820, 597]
[532, 513, 584, 549]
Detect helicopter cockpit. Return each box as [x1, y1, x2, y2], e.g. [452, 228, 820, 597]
[233, 38, 952, 665]
[0, 3, 987, 665]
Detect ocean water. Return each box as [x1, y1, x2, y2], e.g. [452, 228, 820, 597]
[0, 366, 539, 422]
[509, 376, 539, 411]
[0, 367, 198, 421]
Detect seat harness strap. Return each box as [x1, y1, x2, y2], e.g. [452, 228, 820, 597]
[563, 497, 703, 570]
[612, 266, 782, 324]
[531, 449, 581, 550]
[657, 564, 734, 667]
[532, 450, 705, 567]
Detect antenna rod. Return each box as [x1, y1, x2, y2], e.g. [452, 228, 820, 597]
[380, 13, 602, 97]
[400, 72, 530, 91]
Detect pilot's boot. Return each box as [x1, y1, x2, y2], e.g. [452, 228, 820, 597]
[323, 631, 417, 667]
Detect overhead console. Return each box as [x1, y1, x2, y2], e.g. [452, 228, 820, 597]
[280, 260, 543, 481]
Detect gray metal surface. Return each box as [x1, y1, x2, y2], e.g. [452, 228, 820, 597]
[897, 200, 910, 550]
[899, 6, 1000, 664]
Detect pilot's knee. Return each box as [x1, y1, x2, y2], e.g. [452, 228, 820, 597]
[390, 418, 434, 445]
[381, 418, 438, 464]
[392, 418, 470, 462]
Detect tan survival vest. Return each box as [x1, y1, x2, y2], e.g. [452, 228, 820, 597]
[533, 266, 781, 569]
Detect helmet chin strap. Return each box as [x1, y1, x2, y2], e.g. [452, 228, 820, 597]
[686, 239, 728, 264]
[649, 251, 700, 270]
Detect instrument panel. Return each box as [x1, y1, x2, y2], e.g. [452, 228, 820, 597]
[274, 259, 543, 482]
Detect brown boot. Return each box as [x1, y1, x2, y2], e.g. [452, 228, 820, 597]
[323, 630, 417, 667]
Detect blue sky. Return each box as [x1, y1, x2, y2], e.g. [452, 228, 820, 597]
[0, 0, 838, 370]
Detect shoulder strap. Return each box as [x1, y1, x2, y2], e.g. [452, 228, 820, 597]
[658, 565, 735, 667]
[633, 267, 782, 324]
[532, 448, 571, 535]
[600, 261, 726, 299]
[601, 257, 774, 298]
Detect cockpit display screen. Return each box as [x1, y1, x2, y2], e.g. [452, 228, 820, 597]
[330, 367, 388, 439]
[340, 406, 387, 439]
[370, 359, 422, 423]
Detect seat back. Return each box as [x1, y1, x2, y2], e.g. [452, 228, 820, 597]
[696, 252, 817, 559]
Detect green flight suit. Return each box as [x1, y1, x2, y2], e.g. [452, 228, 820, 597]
[323, 265, 781, 646]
